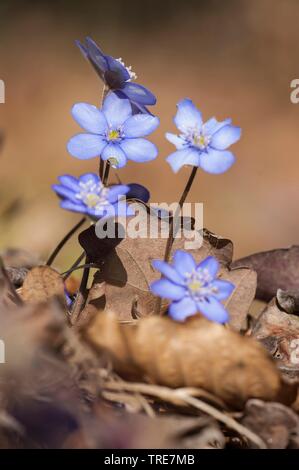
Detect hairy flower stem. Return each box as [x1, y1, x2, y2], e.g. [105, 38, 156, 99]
[70, 255, 90, 323]
[154, 166, 198, 315]
[63, 251, 85, 281]
[99, 159, 105, 179]
[46, 217, 86, 266]
[103, 161, 111, 186]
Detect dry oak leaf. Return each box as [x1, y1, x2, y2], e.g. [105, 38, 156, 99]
[85, 313, 296, 408]
[86, 205, 255, 329]
[232, 246, 299, 302]
[20, 266, 65, 304]
[241, 399, 299, 449]
[252, 298, 299, 379]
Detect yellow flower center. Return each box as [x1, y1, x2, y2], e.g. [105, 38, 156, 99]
[188, 280, 203, 292]
[193, 134, 207, 147]
[108, 130, 120, 141]
[85, 193, 100, 208]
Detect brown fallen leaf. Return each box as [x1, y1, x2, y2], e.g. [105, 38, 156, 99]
[82, 204, 255, 329]
[222, 267, 257, 331]
[241, 399, 299, 449]
[276, 288, 299, 315]
[232, 246, 299, 302]
[252, 298, 299, 378]
[85, 313, 296, 408]
[20, 266, 65, 304]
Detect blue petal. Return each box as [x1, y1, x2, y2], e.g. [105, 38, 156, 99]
[107, 185, 130, 203]
[105, 55, 130, 82]
[71, 103, 107, 134]
[120, 138, 158, 162]
[123, 114, 159, 138]
[58, 175, 80, 192]
[76, 40, 88, 59]
[173, 250, 196, 278]
[102, 93, 132, 128]
[197, 256, 219, 278]
[199, 149, 235, 174]
[174, 99, 202, 133]
[130, 102, 151, 115]
[210, 279, 235, 300]
[204, 117, 231, 135]
[52, 184, 77, 201]
[150, 279, 186, 300]
[165, 132, 186, 149]
[85, 37, 108, 74]
[121, 82, 156, 105]
[166, 148, 200, 173]
[67, 134, 107, 159]
[60, 199, 87, 215]
[152, 260, 185, 285]
[168, 297, 197, 321]
[101, 143, 127, 168]
[211, 125, 241, 150]
[126, 183, 150, 203]
[197, 296, 229, 323]
[114, 90, 151, 114]
[79, 173, 100, 184]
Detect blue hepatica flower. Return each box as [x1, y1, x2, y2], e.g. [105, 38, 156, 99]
[67, 93, 159, 168]
[166, 99, 241, 174]
[76, 37, 156, 113]
[151, 251, 234, 323]
[52, 173, 133, 220]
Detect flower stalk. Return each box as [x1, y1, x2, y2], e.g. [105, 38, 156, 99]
[154, 165, 198, 315]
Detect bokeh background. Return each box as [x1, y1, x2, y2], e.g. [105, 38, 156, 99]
[0, 0, 299, 270]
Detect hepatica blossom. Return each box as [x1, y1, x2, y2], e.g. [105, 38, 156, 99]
[52, 173, 133, 220]
[166, 99, 241, 174]
[76, 37, 156, 113]
[151, 251, 234, 323]
[67, 93, 159, 168]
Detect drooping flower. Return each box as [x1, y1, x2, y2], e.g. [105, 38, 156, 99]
[151, 251, 234, 323]
[76, 37, 156, 113]
[126, 183, 150, 203]
[52, 173, 133, 220]
[67, 93, 159, 168]
[166, 99, 241, 174]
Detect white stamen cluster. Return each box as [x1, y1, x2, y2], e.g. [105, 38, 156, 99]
[76, 179, 110, 213]
[116, 57, 137, 81]
[185, 268, 218, 301]
[182, 126, 211, 151]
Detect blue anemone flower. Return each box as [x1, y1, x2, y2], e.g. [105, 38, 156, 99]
[166, 99, 241, 174]
[67, 93, 159, 168]
[76, 37, 156, 113]
[151, 251, 234, 323]
[52, 173, 133, 220]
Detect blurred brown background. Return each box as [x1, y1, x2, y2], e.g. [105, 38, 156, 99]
[0, 0, 299, 269]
